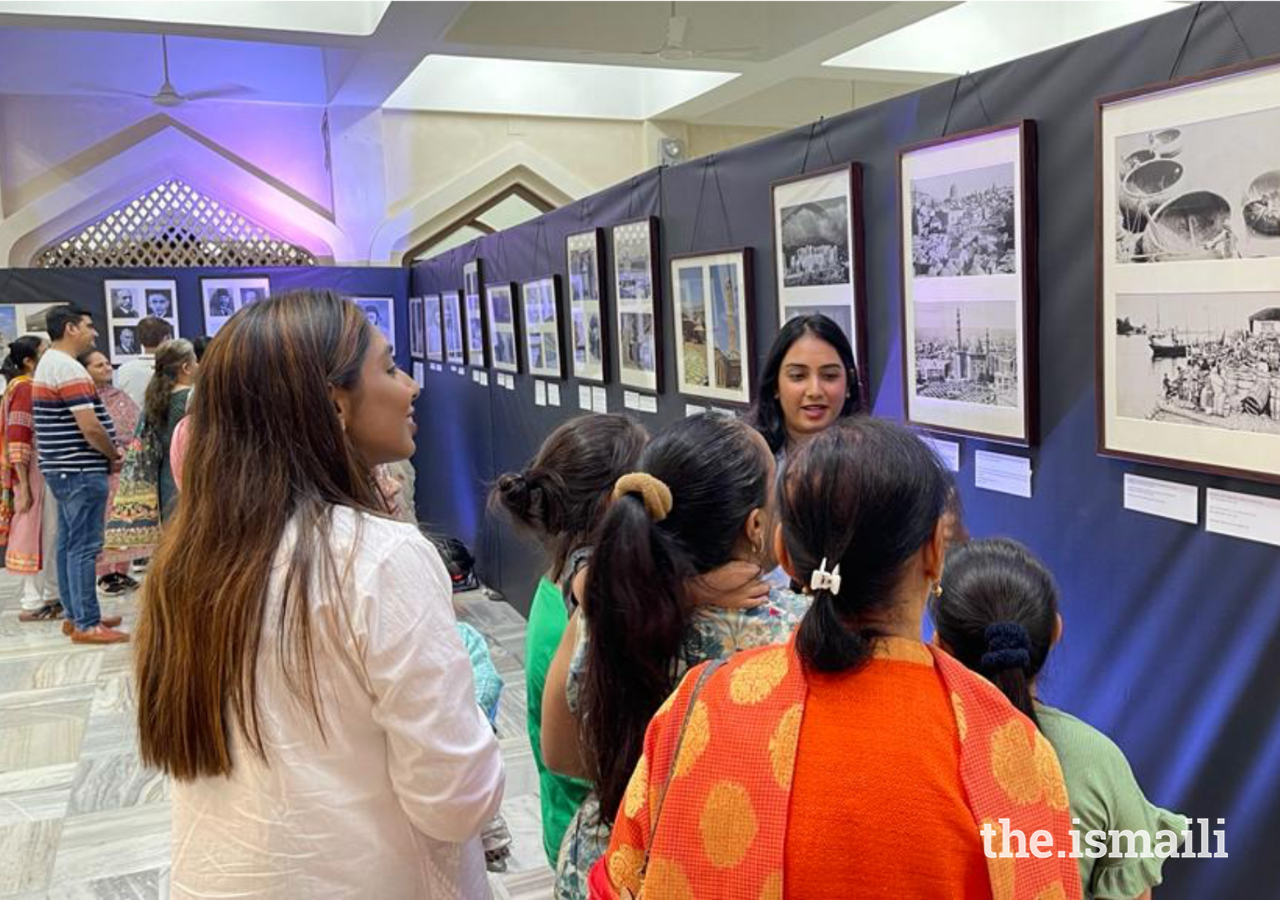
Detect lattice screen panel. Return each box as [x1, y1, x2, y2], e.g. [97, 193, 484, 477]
[35, 179, 317, 268]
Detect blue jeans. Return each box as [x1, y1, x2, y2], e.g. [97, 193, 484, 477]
[45, 470, 109, 631]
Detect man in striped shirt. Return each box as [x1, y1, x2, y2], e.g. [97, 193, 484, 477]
[33, 305, 127, 644]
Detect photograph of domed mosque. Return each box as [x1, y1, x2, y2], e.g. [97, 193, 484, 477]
[913, 300, 1019, 408]
[911, 163, 1016, 277]
[674, 249, 751, 403]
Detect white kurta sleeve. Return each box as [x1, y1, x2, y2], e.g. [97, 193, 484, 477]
[363, 533, 506, 844]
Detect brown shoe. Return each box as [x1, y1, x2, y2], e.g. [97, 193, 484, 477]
[18, 602, 64, 622]
[69, 625, 130, 644]
[61, 617, 122, 637]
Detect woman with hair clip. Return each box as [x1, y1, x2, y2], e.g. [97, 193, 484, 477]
[136, 290, 504, 898]
[2, 336, 63, 621]
[490, 413, 649, 868]
[546, 413, 809, 900]
[592, 418, 1081, 900]
[932, 538, 1187, 900]
[140, 338, 197, 523]
[749, 313, 862, 459]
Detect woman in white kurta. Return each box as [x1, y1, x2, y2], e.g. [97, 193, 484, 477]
[136, 290, 504, 899]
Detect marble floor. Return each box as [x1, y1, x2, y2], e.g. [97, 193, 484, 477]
[0, 573, 554, 899]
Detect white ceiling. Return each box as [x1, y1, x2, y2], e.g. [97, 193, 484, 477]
[0, 1, 1188, 127]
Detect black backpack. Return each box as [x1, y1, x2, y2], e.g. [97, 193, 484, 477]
[431, 535, 481, 593]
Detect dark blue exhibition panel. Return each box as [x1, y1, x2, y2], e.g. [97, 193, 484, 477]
[411, 6, 1280, 897]
[0, 267, 412, 370]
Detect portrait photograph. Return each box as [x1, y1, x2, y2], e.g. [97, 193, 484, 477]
[352, 296, 396, 355]
[104, 279, 179, 363]
[200, 277, 270, 336]
[899, 121, 1038, 444]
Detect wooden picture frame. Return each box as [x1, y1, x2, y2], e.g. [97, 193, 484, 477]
[566, 228, 609, 384]
[670, 247, 755, 406]
[408, 295, 425, 360]
[463, 259, 488, 369]
[898, 120, 1039, 446]
[424, 293, 444, 364]
[610, 217, 663, 393]
[486, 282, 522, 374]
[1097, 54, 1280, 483]
[443, 290, 465, 367]
[522, 275, 566, 380]
[771, 163, 868, 401]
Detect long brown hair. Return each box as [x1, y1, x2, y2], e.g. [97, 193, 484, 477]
[142, 338, 195, 435]
[136, 290, 384, 780]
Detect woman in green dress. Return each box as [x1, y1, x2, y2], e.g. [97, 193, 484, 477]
[489, 413, 648, 867]
[141, 338, 197, 523]
[932, 538, 1188, 900]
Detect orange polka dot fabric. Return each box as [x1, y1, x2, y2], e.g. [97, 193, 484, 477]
[589, 639, 1082, 900]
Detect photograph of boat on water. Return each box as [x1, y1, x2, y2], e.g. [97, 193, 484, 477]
[1098, 57, 1280, 482]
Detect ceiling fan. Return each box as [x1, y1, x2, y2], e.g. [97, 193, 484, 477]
[88, 34, 252, 107]
[579, 2, 761, 62]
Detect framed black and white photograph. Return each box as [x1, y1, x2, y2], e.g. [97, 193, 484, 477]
[1099, 57, 1280, 481]
[671, 248, 754, 406]
[611, 217, 662, 393]
[424, 294, 444, 364]
[772, 164, 867, 392]
[409, 296, 426, 360]
[200, 277, 270, 336]
[353, 297, 396, 355]
[566, 229, 608, 384]
[463, 260, 487, 369]
[486, 283, 520, 374]
[104, 279, 179, 363]
[522, 276, 564, 380]
[899, 121, 1038, 445]
[444, 291, 465, 367]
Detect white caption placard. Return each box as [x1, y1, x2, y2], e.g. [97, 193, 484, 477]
[1206, 488, 1280, 547]
[1123, 474, 1198, 525]
[711, 407, 737, 419]
[920, 435, 961, 472]
[623, 390, 641, 411]
[534, 380, 547, 406]
[579, 385, 593, 410]
[638, 394, 658, 415]
[412, 362, 425, 389]
[478, 371, 489, 387]
[974, 450, 1032, 498]
[592, 386, 608, 414]
[548, 383, 561, 407]
[685, 403, 707, 417]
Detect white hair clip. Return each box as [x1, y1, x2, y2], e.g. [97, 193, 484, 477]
[809, 557, 842, 596]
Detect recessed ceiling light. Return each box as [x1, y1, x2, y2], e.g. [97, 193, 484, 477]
[385, 55, 738, 121]
[0, 0, 392, 36]
[825, 2, 1185, 75]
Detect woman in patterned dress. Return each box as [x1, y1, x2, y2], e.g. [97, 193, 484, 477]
[541, 414, 809, 899]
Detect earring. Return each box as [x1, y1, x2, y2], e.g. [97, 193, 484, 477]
[931, 582, 943, 598]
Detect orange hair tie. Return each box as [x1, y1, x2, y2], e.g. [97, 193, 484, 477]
[611, 472, 673, 522]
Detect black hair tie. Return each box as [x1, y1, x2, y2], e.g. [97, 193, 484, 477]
[981, 622, 1031, 673]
